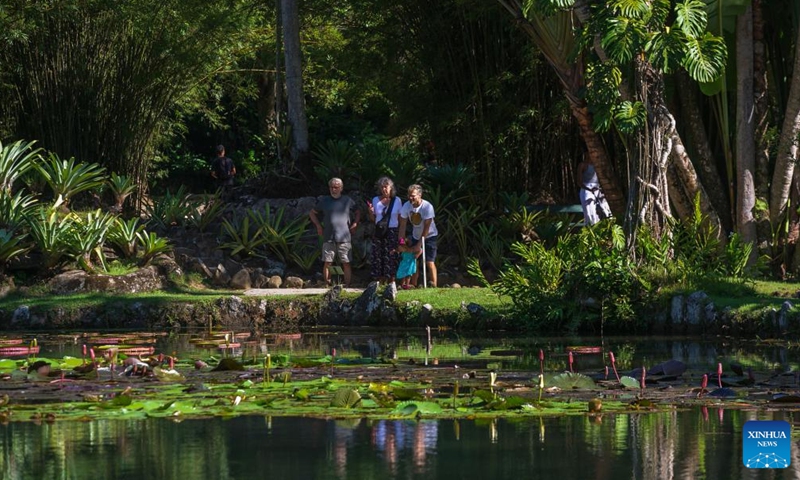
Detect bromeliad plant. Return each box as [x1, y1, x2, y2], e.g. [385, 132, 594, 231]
[35, 152, 106, 207]
[107, 217, 145, 259]
[136, 231, 171, 266]
[220, 215, 267, 258]
[67, 210, 116, 272]
[107, 172, 137, 212]
[248, 205, 310, 263]
[0, 139, 41, 194]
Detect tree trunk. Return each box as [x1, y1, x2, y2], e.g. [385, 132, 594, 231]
[675, 71, 732, 232]
[570, 103, 625, 216]
[670, 133, 723, 236]
[753, 0, 772, 249]
[496, 0, 625, 215]
[736, 6, 758, 266]
[281, 0, 309, 169]
[769, 17, 800, 226]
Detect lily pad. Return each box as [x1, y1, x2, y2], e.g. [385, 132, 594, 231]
[619, 376, 640, 389]
[392, 401, 442, 416]
[551, 372, 596, 390]
[331, 388, 362, 408]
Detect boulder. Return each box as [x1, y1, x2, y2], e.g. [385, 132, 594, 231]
[48, 267, 164, 294]
[351, 282, 381, 324]
[284, 276, 304, 289]
[213, 264, 231, 286]
[230, 268, 252, 290]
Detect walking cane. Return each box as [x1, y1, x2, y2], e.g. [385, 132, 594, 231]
[421, 236, 427, 289]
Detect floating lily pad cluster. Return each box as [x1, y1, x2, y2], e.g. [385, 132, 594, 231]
[0, 335, 793, 424]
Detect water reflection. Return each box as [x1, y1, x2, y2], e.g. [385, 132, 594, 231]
[2, 409, 799, 479]
[14, 333, 800, 377]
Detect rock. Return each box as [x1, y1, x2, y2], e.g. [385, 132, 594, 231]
[229, 268, 252, 290]
[382, 282, 397, 302]
[685, 291, 708, 328]
[187, 257, 213, 279]
[262, 258, 287, 278]
[11, 305, 30, 326]
[465, 303, 486, 315]
[284, 276, 304, 288]
[48, 267, 164, 294]
[251, 273, 267, 288]
[267, 275, 282, 288]
[213, 264, 231, 286]
[450, 283, 461, 289]
[420, 303, 433, 324]
[777, 300, 792, 333]
[351, 282, 381, 324]
[48, 270, 87, 294]
[224, 258, 243, 275]
[670, 295, 684, 326]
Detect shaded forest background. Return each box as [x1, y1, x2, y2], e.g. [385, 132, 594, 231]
[3, 0, 800, 273]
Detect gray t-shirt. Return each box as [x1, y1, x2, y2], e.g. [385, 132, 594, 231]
[314, 195, 357, 242]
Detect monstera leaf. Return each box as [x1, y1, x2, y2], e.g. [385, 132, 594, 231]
[551, 372, 596, 390]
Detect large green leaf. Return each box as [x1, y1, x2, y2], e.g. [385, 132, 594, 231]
[331, 388, 362, 408]
[681, 33, 727, 83]
[551, 372, 596, 390]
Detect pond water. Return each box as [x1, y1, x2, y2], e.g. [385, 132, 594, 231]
[2, 331, 800, 479]
[1, 409, 796, 479]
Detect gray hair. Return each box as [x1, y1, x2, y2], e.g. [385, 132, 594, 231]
[408, 184, 423, 196]
[328, 177, 343, 187]
[376, 176, 395, 196]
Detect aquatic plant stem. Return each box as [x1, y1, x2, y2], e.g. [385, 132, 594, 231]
[568, 352, 574, 373]
[640, 366, 646, 394]
[698, 374, 708, 398]
[539, 349, 544, 376]
[609, 352, 620, 383]
[537, 374, 544, 404]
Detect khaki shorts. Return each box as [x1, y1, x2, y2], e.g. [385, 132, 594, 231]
[322, 241, 352, 263]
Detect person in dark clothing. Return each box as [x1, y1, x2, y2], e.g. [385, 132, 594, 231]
[210, 144, 236, 190]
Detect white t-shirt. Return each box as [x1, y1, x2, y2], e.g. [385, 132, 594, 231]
[400, 199, 437, 240]
[371, 196, 401, 228]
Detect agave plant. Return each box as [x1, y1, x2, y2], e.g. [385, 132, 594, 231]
[36, 153, 106, 206]
[136, 231, 171, 266]
[107, 172, 137, 211]
[0, 139, 41, 194]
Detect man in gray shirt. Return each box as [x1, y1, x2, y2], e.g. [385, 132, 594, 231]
[309, 177, 361, 287]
